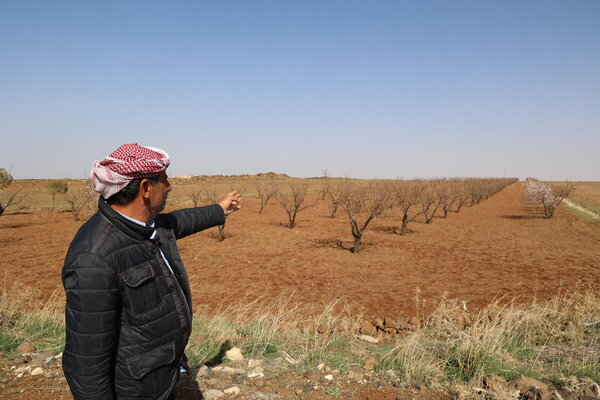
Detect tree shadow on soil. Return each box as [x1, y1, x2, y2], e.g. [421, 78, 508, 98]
[375, 225, 417, 235]
[501, 215, 543, 220]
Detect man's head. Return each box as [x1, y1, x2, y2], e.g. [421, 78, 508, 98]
[91, 144, 172, 216]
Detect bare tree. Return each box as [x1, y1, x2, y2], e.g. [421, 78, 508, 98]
[254, 179, 278, 213]
[203, 186, 226, 241]
[334, 180, 391, 253]
[47, 179, 69, 212]
[276, 184, 312, 228]
[319, 168, 331, 201]
[392, 179, 425, 235]
[184, 182, 204, 207]
[0, 168, 26, 216]
[420, 180, 444, 224]
[64, 183, 95, 221]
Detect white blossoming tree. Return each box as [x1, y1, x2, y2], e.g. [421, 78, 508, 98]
[524, 178, 576, 219]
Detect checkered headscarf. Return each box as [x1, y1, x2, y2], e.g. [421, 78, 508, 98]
[90, 143, 170, 199]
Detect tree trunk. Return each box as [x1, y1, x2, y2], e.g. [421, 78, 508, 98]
[0, 205, 4, 216]
[51, 194, 56, 212]
[352, 236, 361, 253]
[217, 224, 225, 241]
[400, 213, 408, 235]
[289, 215, 296, 228]
[329, 201, 338, 218]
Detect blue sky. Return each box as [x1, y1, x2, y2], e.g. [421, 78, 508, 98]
[1, 1, 599, 180]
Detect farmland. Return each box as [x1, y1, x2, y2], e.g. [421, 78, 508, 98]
[1, 176, 598, 319]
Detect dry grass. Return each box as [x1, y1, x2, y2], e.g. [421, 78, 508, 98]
[381, 286, 600, 386]
[0, 281, 598, 389]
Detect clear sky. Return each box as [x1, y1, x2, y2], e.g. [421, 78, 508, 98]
[1, 1, 599, 180]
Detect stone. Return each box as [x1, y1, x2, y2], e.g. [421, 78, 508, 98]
[248, 359, 262, 368]
[363, 356, 377, 371]
[247, 366, 265, 379]
[225, 347, 244, 362]
[30, 367, 44, 376]
[356, 334, 379, 343]
[295, 388, 303, 396]
[303, 369, 321, 381]
[224, 386, 241, 396]
[372, 318, 385, 330]
[384, 317, 398, 329]
[482, 374, 507, 391]
[45, 356, 55, 363]
[324, 374, 334, 381]
[317, 363, 326, 371]
[16, 372, 24, 378]
[508, 376, 548, 393]
[196, 365, 209, 378]
[16, 342, 36, 354]
[522, 387, 553, 400]
[14, 366, 31, 374]
[588, 383, 600, 397]
[360, 320, 377, 336]
[204, 389, 225, 399]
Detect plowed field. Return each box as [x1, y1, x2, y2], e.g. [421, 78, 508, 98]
[1, 182, 598, 319]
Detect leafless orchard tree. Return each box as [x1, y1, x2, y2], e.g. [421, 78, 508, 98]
[0, 168, 27, 216]
[203, 186, 227, 241]
[184, 181, 204, 207]
[276, 184, 312, 228]
[47, 179, 69, 212]
[454, 180, 471, 213]
[334, 180, 391, 253]
[392, 179, 425, 235]
[64, 183, 95, 221]
[319, 168, 331, 201]
[254, 179, 278, 213]
[420, 180, 445, 224]
[441, 180, 460, 217]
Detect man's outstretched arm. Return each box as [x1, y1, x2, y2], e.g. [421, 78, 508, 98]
[62, 253, 118, 400]
[162, 191, 241, 239]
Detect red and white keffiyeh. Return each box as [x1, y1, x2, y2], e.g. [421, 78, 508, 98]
[90, 143, 170, 199]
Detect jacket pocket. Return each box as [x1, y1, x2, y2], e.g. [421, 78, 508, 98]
[126, 341, 176, 380]
[120, 262, 161, 314]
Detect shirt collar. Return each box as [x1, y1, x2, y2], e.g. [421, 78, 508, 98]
[114, 210, 155, 229]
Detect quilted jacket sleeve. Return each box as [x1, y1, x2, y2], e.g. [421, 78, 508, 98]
[160, 204, 226, 239]
[62, 253, 119, 400]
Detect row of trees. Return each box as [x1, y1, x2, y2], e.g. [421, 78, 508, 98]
[0, 170, 96, 220]
[225, 177, 517, 253]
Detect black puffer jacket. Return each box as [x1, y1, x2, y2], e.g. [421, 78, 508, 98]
[62, 198, 225, 400]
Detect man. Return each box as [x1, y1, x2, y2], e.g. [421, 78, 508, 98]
[62, 143, 241, 399]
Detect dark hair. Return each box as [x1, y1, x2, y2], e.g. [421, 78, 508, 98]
[105, 176, 159, 205]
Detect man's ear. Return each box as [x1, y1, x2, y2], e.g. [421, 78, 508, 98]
[139, 178, 152, 200]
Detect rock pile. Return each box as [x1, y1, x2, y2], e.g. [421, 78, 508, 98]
[359, 316, 422, 337]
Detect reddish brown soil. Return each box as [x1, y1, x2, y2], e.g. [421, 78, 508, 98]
[1, 183, 598, 319]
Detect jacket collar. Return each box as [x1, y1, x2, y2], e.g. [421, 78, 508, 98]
[98, 197, 155, 241]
